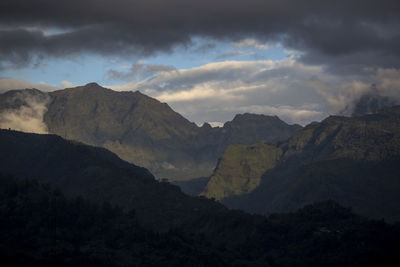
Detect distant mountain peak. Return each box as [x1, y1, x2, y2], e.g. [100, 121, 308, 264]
[201, 122, 212, 129]
[84, 82, 101, 87]
[75, 82, 111, 91]
[232, 113, 279, 121]
[352, 93, 397, 116]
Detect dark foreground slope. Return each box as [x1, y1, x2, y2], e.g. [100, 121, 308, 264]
[1, 130, 400, 266]
[1, 173, 400, 267]
[204, 106, 400, 222]
[0, 174, 232, 267]
[0, 83, 301, 180]
[0, 129, 226, 230]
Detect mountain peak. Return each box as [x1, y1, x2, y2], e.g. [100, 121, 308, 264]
[230, 113, 281, 124]
[352, 93, 397, 116]
[86, 82, 100, 86]
[81, 82, 110, 92]
[84, 82, 101, 88]
[57, 82, 113, 96]
[201, 122, 212, 129]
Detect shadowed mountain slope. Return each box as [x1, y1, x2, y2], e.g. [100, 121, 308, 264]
[204, 106, 400, 222]
[2, 170, 400, 267]
[0, 129, 227, 230]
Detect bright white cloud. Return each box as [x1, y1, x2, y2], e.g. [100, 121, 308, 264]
[208, 121, 224, 128]
[108, 57, 400, 126]
[0, 92, 50, 134]
[156, 85, 239, 103]
[108, 59, 329, 125]
[61, 80, 74, 88]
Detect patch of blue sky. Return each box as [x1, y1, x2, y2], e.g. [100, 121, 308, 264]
[2, 37, 289, 87]
[143, 37, 288, 69]
[2, 54, 124, 87]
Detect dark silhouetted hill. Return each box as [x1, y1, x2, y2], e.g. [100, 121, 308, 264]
[1, 173, 399, 267]
[0, 129, 227, 230]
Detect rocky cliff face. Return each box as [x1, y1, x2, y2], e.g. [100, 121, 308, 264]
[43, 83, 201, 179]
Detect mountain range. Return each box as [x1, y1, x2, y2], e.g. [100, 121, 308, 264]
[2, 83, 399, 223]
[203, 105, 400, 222]
[0, 83, 301, 181]
[1, 129, 399, 266]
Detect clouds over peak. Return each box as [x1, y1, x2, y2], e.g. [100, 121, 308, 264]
[107, 58, 400, 125]
[108, 59, 328, 125]
[309, 67, 400, 114]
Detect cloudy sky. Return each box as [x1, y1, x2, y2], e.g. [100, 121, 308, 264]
[1, 0, 400, 125]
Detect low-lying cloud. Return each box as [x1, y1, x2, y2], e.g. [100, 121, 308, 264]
[309, 68, 400, 115]
[0, 90, 50, 134]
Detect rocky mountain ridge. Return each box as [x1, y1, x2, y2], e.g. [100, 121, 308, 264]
[202, 106, 400, 221]
[0, 83, 301, 180]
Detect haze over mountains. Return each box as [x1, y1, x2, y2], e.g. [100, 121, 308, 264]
[0, 83, 301, 180]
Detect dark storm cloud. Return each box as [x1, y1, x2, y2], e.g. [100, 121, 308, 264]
[1, 0, 400, 69]
[0, 24, 189, 68]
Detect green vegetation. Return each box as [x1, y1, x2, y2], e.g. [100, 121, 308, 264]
[204, 106, 400, 221]
[202, 142, 282, 200]
[0, 129, 226, 230]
